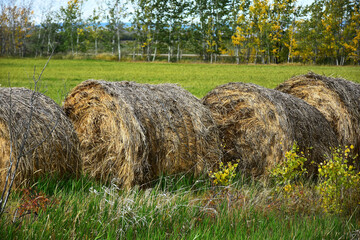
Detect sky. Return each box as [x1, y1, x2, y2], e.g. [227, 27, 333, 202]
[30, 0, 316, 24]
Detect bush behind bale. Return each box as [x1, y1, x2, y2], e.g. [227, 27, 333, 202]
[63, 80, 222, 188]
[202, 82, 338, 175]
[0, 88, 81, 190]
[275, 72, 360, 162]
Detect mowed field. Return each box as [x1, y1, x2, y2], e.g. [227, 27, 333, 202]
[1, 58, 360, 239]
[1, 58, 360, 103]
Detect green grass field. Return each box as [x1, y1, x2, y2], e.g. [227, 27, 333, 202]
[1, 58, 360, 103]
[1, 58, 360, 239]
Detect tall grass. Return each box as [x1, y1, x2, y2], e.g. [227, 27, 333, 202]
[0, 174, 359, 239]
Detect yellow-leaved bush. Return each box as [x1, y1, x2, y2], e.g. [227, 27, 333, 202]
[272, 143, 360, 215]
[317, 145, 360, 214]
[270, 142, 308, 195]
[209, 161, 238, 186]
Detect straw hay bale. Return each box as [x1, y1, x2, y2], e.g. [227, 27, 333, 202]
[63, 80, 222, 188]
[0, 88, 81, 190]
[202, 82, 338, 175]
[276, 72, 360, 159]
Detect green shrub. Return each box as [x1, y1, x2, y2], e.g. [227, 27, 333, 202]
[317, 145, 360, 214]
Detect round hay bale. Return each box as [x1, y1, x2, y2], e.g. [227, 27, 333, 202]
[202, 82, 338, 175]
[63, 80, 222, 188]
[0, 87, 81, 190]
[276, 72, 360, 160]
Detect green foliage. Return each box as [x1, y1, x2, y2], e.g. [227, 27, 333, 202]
[317, 146, 360, 214]
[209, 161, 239, 186]
[270, 142, 308, 194]
[1, 0, 360, 64]
[58, 0, 85, 54]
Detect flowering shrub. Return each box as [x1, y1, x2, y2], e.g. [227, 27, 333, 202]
[317, 145, 360, 214]
[270, 142, 308, 195]
[209, 161, 239, 186]
[272, 143, 360, 215]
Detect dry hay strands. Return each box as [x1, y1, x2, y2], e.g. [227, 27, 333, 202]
[0, 87, 81, 190]
[202, 82, 338, 176]
[63, 80, 222, 188]
[276, 72, 360, 161]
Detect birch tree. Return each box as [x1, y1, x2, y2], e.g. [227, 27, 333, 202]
[321, 0, 352, 65]
[131, 0, 155, 61]
[248, 0, 271, 64]
[106, 0, 127, 60]
[231, 0, 250, 64]
[87, 8, 102, 55]
[0, 0, 34, 56]
[58, 0, 84, 54]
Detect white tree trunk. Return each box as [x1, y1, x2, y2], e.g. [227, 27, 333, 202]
[177, 43, 180, 62]
[153, 40, 157, 62]
[236, 45, 239, 65]
[133, 42, 136, 60]
[95, 37, 98, 55]
[214, 45, 217, 63]
[168, 46, 171, 62]
[147, 44, 151, 61]
[117, 28, 121, 61]
[76, 30, 79, 56]
[47, 32, 51, 55]
[112, 37, 115, 55]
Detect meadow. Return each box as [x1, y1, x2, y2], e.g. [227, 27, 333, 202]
[0, 58, 360, 239]
[1, 58, 360, 102]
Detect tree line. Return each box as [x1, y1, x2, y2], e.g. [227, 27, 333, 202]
[0, 0, 359, 65]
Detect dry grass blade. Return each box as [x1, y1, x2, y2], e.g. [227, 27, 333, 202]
[202, 82, 338, 175]
[0, 87, 81, 190]
[63, 80, 222, 188]
[276, 72, 360, 160]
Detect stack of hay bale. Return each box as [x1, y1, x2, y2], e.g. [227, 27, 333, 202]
[2, 71, 358, 189]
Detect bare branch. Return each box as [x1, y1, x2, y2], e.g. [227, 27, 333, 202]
[0, 50, 55, 216]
